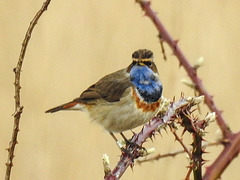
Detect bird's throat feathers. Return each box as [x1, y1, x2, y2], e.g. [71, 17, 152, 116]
[130, 65, 163, 103]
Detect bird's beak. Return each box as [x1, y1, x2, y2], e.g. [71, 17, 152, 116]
[137, 62, 145, 66]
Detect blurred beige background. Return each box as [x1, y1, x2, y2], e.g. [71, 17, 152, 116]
[1, 0, 240, 179]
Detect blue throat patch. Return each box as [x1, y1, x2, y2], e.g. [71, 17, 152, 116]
[130, 65, 163, 103]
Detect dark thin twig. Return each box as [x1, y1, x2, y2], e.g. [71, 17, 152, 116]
[136, 141, 220, 164]
[5, 1, 52, 180]
[184, 167, 192, 180]
[180, 112, 204, 180]
[192, 131, 203, 180]
[159, 34, 167, 61]
[169, 126, 192, 159]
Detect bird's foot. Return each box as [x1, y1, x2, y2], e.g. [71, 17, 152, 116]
[109, 132, 147, 160]
[120, 133, 147, 159]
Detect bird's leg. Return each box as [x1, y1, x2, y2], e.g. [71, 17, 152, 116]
[109, 132, 147, 159]
[120, 132, 147, 158]
[109, 132, 126, 150]
[120, 132, 129, 143]
[109, 132, 118, 142]
[109, 132, 135, 156]
[120, 132, 140, 149]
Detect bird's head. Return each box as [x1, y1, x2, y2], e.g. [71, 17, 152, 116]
[127, 49, 158, 73]
[127, 49, 162, 103]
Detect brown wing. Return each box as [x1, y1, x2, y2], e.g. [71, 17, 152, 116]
[73, 68, 132, 104]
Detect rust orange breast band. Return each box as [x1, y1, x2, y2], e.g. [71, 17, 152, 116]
[132, 87, 160, 112]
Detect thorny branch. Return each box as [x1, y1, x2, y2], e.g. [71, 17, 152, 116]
[104, 96, 204, 180]
[180, 112, 207, 180]
[5, 1, 52, 180]
[137, 0, 230, 138]
[5, 1, 240, 180]
[135, 0, 240, 179]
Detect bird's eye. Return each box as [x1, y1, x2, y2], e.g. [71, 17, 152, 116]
[144, 61, 152, 67]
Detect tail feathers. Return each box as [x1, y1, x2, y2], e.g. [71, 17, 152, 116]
[45, 101, 80, 113]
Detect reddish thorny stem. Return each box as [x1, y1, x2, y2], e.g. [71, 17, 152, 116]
[6, 1, 239, 180]
[138, 1, 240, 180]
[105, 98, 192, 180]
[138, 0, 230, 138]
[106, 1, 240, 180]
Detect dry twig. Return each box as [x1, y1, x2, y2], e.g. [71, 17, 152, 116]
[5, 1, 52, 180]
[136, 141, 220, 165]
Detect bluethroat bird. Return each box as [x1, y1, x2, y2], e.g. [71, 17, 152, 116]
[46, 49, 163, 141]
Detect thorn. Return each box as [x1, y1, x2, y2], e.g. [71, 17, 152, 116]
[130, 162, 134, 171]
[131, 130, 136, 135]
[163, 126, 168, 133]
[5, 162, 13, 167]
[180, 92, 184, 98]
[182, 129, 187, 136]
[175, 114, 180, 119]
[149, 136, 153, 142]
[203, 159, 210, 164]
[189, 108, 197, 113]
[174, 136, 178, 142]
[172, 40, 179, 56]
[151, 130, 156, 137]
[178, 62, 182, 68]
[158, 129, 162, 136]
[202, 150, 209, 154]
[186, 164, 193, 169]
[174, 39, 179, 45]
[172, 96, 176, 102]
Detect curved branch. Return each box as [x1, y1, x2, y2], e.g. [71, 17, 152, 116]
[5, 1, 52, 180]
[137, 0, 231, 138]
[203, 132, 240, 180]
[136, 1, 240, 179]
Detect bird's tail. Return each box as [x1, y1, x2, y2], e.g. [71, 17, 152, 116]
[45, 101, 82, 113]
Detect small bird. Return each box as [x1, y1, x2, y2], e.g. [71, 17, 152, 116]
[46, 49, 163, 138]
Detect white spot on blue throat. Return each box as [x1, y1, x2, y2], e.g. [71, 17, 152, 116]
[130, 65, 163, 103]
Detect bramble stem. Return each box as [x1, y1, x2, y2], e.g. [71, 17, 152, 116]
[137, 0, 230, 138]
[5, 1, 52, 180]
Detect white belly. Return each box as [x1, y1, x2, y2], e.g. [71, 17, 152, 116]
[87, 88, 159, 133]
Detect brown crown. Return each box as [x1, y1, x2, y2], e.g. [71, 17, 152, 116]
[132, 49, 153, 59]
